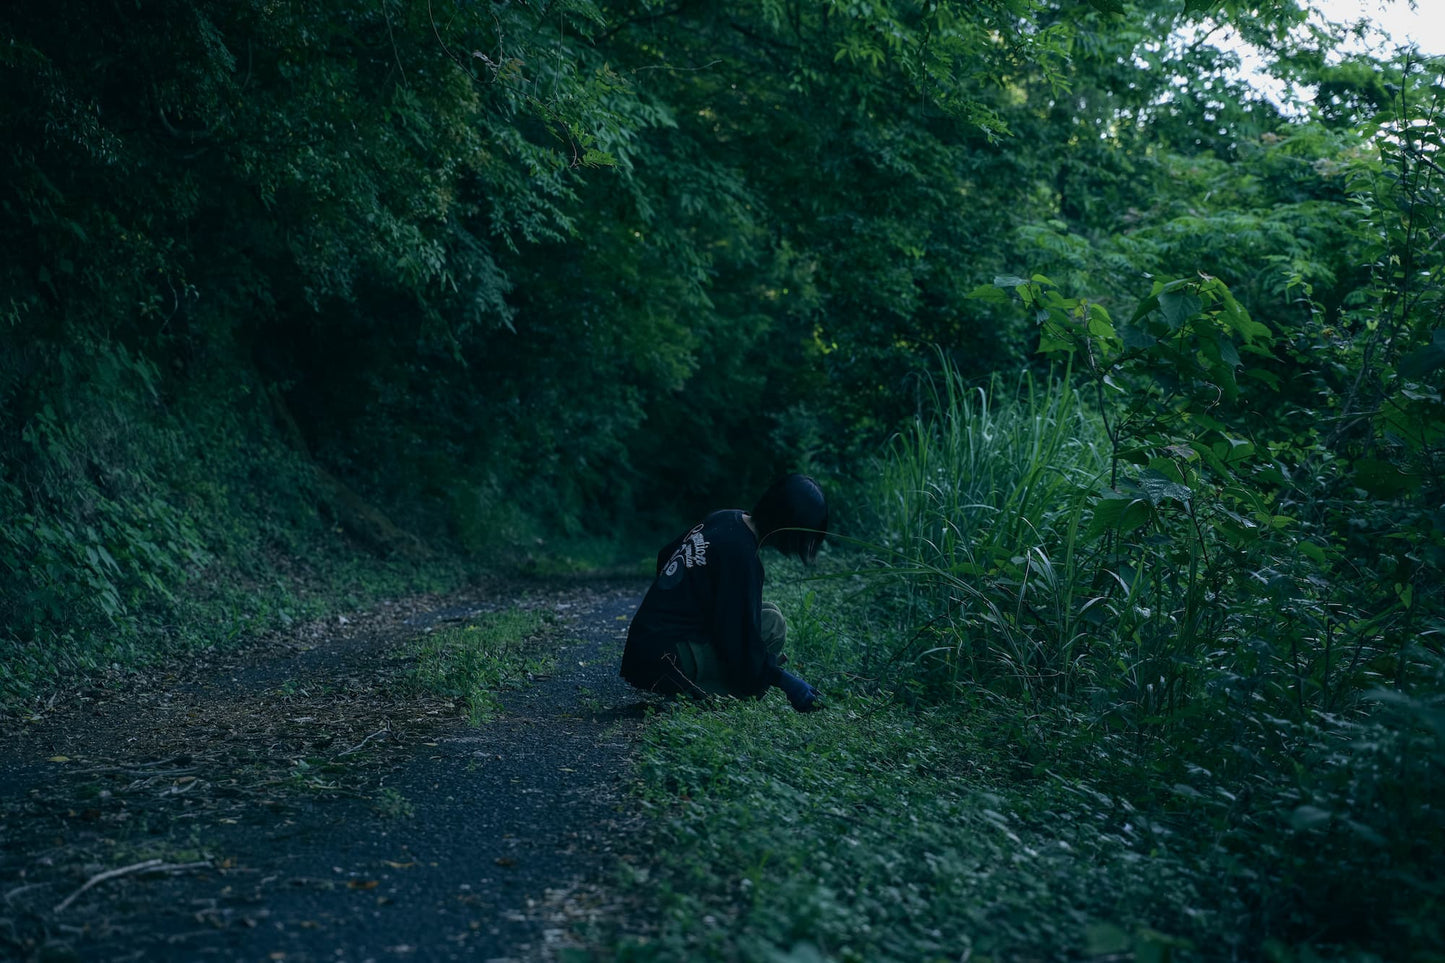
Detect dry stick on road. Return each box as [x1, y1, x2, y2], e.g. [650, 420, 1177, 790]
[335, 726, 392, 758]
[54, 858, 212, 914]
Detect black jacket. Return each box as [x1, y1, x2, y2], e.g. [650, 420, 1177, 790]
[621, 510, 775, 697]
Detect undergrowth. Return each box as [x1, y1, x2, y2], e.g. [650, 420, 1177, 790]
[613, 366, 1443, 962]
[614, 570, 1222, 962]
[0, 339, 640, 714]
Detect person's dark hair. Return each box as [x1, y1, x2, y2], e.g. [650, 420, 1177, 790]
[751, 474, 828, 563]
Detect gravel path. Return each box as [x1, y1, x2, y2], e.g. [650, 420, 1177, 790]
[0, 577, 655, 962]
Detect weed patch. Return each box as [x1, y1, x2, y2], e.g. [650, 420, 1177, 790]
[402, 609, 555, 724]
[373, 786, 415, 820]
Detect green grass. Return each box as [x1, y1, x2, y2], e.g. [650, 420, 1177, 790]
[402, 608, 554, 724]
[0, 541, 478, 717]
[860, 365, 1110, 701]
[617, 696, 1216, 961]
[613, 582, 1439, 962]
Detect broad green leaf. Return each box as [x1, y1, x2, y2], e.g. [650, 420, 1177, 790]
[1211, 437, 1255, 466]
[1129, 294, 1161, 325]
[1290, 805, 1333, 831]
[1214, 334, 1240, 368]
[1398, 328, 1445, 379]
[1137, 469, 1191, 506]
[1243, 367, 1281, 389]
[1190, 439, 1232, 476]
[1038, 325, 1076, 355]
[1086, 311, 1117, 342]
[1087, 493, 1153, 539]
[967, 284, 1010, 303]
[1122, 324, 1154, 349]
[1159, 291, 1203, 331]
[1351, 458, 1422, 496]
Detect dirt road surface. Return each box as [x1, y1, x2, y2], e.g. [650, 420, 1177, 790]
[1, 577, 654, 962]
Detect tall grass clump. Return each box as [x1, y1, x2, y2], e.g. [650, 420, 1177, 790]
[862, 364, 1109, 702]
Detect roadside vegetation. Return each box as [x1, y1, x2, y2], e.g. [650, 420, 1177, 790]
[405, 609, 555, 724]
[622, 356, 1441, 961]
[616, 52, 1444, 956]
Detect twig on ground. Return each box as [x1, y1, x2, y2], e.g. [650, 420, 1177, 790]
[75, 762, 199, 778]
[335, 727, 391, 758]
[53, 858, 212, 914]
[159, 778, 203, 797]
[54, 859, 161, 913]
[4, 882, 51, 905]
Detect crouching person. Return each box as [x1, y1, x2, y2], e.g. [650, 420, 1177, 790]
[620, 474, 828, 712]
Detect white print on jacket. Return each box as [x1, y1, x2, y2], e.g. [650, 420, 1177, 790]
[662, 523, 709, 579]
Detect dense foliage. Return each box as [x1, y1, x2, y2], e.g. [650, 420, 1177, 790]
[1, 0, 1069, 696]
[3, 0, 1443, 956]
